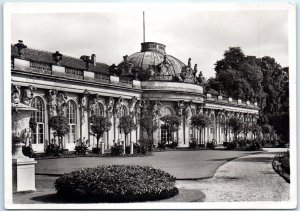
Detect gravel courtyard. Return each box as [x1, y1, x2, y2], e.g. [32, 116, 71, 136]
[36, 150, 256, 179]
[13, 148, 289, 204]
[176, 148, 290, 201]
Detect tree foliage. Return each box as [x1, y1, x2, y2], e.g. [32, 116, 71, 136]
[207, 46, 289, 141]
[49, 115, 70, 148]
[227, 117, 243, 141]
[118, 115, 137, 145]
[89, 115, 112, 149]
[160, 115, 182, 133]
[190, 114, 210, 130]
[140, 113, 159, 142]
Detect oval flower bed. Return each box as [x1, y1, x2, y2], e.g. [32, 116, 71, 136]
[55, 165, 179, 202]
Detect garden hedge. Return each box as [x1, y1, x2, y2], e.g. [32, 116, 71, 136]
[55, 165, 178, 202]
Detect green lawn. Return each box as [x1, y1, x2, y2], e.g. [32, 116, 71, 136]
[36, 150, 257, 179]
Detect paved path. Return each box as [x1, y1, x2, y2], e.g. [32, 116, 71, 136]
[176, 148, 290, 202]
[36, 150, 255, 179]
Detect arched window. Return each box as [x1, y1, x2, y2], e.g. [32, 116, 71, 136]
[31, 97, 44, 145]
[160, 106, 172, 116]
[66, 100, 77, 143]
[92, 103, 104, 116]
[120, 105, 128, 117]
[160, 106, 173, 143]
[209, 114, 215, 140]
[189, 109, 196, 141]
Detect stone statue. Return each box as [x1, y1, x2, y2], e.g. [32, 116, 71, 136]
[11, 84, 21, 105]
[114, 96, 123, 118]
[56, 92, 68, 115]
[47, 89, 58, 116]
[106, 97, 114, 118]
[129, 96, 138, 116]
[152, 101, 161, 116]
[188, 58, 191, 68]
[89, 94, 99, 113]
[177, 101, 185, 116]
[80, 90, 89, 124]
[23, 85, 36, 106]
[193, 64, 198, 77]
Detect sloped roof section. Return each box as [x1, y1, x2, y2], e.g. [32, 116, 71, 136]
[11, 45, 110, 74]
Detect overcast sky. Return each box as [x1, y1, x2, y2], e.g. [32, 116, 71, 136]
[11, 10, 288, 78]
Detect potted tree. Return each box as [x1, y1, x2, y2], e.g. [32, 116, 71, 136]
[48, 115, 69, 152]
[160, 114, 181, 148]
[140, 113, 159, 149]
[190, 114, 210, 145]
[89, 115, 112, 154]
[118, 115, 137, 146]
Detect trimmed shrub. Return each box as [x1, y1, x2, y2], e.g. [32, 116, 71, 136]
[198, 144, 205, 148]
[111, 143, 124, 156]
[245, 140, 261, 151]
[55, 165, 179, 202]
[75, 142, 88, 155]
[166, 141, 178, 149]
[45, 143, 62, 156]
[22, 145, 34, 158]
[226, 142, 237, 150]
[223, 142, 229, 147]
[157, 142, 166, 150]
[92, 148, 101, 154]
[189, 141, 197, 149]
[206, 141, 215, 150]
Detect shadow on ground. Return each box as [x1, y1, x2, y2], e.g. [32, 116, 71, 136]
[232, 156, 273, 163]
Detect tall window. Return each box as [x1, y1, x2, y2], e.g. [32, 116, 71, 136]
[120, 105, 127, 117]
[189, 109, 196, 141]
[160, 106, 173, 143]
[31, 97, 44, 144]
[92, 103, 104, 116]
[66, 101, 77, 143]
[209, 115, 215, 140]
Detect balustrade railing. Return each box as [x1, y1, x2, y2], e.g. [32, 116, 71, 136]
[149, 75, 173, 81]
[30, 61, 52, 75]
[65, 67, 84, 79]
[95, 73, 110, 83]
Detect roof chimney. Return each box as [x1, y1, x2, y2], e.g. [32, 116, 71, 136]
[91, 54, 96, 66]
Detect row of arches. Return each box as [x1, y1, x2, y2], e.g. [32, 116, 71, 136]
[30, 96, 130, 151]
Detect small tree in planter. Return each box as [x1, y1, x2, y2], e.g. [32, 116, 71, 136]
[118, 115, 137, 146]
[89, 115, 112, 154]
[190, 114, 210, 145]
[227, 117, 243, 141]
[242, 121, 252, 141]
[160, 115, 181, 145]
[140, 113, 159, 147]
[49, 115, 69, 149]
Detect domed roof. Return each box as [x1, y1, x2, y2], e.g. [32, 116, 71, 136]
[120, 42, 186, 76]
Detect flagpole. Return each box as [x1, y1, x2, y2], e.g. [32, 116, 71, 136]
[143, 11, 145, 43]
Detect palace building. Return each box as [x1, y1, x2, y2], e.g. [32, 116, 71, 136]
[11, 40, 259, 152]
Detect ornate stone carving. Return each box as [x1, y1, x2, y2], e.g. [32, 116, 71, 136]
[135, 99, 144, 117]
[157, 54, 171, 76]
[79, 89, 89, 124]
[52, 51, 63, 65]
[47, 89, 58, 117]
[175, 101, 186, 116]
[129, 96, 138, 116]
[14, 40, 27, 58]
[56, 92, 68, 115]
[114, 96, 123, 118]
[118, 55, 134, 75]
[152, 101, 161, 117]
[180, 58, 197, 83]
[89, 94, 100, 113]
[11, 84, 21, 105]
[23, 85, 36, 106]
[106, 97, 115, 118]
